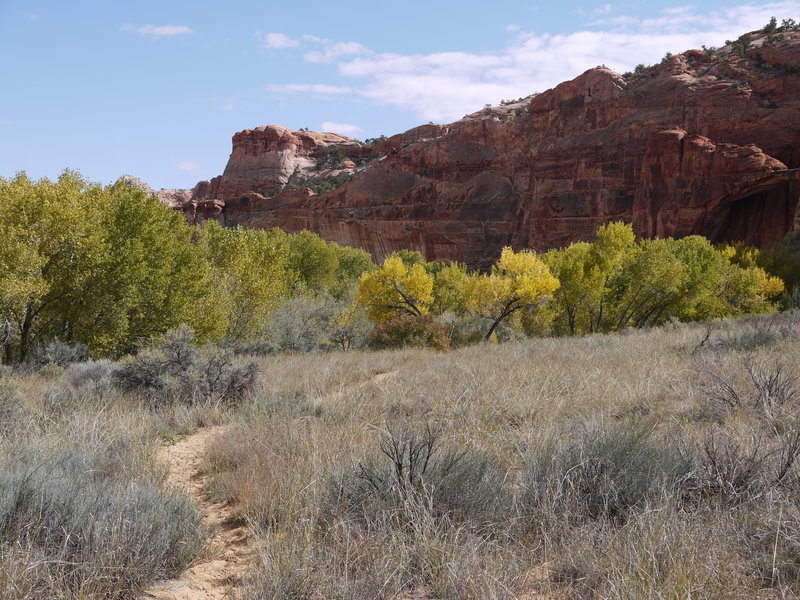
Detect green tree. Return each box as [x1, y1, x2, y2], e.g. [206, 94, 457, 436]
[286, 230, 340, 295]
[328, 242, 376, 298]
[0, 172, 215, 361]
[544, 222, 635, 335]
[197, 223, 291, 345]
[431, 262, 469, 315]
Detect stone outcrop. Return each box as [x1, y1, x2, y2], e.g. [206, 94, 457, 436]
[169, 29, 800, 267]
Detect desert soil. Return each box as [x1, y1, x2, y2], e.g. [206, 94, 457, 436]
[141, 370, 400, 599]
[141, 425, 252, 600]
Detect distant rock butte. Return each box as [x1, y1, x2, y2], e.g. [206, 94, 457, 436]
[159, 30, 800, 268]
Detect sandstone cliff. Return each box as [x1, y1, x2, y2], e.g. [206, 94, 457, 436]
[166, 29, 800, 267]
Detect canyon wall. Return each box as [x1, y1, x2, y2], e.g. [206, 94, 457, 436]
[168, 31, 800, 267]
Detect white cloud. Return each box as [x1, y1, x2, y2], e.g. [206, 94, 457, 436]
[305, 41, 369, 63]
[178, 161, 199, 171]
[302, 34, 330, 43]
[122, 24, 194, 38]
[268, 1, 800, 122]
[594, 3, 613, 15]
[320, 121, 362, 136]
[266, 83, 354, 95]
[262, 32, 300, 48]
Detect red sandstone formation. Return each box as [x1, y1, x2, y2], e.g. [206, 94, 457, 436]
[166, 29, 800, 267]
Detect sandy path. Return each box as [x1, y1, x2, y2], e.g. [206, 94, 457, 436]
[142, 425, 253, 600]
[140, 370, 399, 600]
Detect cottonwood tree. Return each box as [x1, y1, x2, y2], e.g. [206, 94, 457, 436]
[357, 255, 434, 323]
[544, 222, 635, 335]
[465, 247, 560, 341]
[0, 172, 212, 360]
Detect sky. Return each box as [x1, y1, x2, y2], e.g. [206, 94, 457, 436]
[1, 1, 798, 190]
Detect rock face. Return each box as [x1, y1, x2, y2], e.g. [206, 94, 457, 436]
[173, 30, 800, 267]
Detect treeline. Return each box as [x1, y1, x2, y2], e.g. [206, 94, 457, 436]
[357, 222, 786, 346]
[0, 172, 792, 362]
[0, 171, 372, 362]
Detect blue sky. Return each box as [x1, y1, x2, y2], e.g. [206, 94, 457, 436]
[1, 1, 798, 190]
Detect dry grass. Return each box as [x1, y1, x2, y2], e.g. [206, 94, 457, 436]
[3, 312, 800, 598]
[202, 313, 800, 599]
[0, 365, 208, 599]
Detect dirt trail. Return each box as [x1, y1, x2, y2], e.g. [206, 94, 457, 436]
[141, 370, 399, 600]
[142, 425, 253, 600]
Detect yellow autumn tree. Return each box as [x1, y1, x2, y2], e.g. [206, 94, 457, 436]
[356, 255, 434, 323]
[465, 247, 560, 341]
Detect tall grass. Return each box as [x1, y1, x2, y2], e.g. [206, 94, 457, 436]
[202, 314, 800, 598]
[0, 363, 207, 599]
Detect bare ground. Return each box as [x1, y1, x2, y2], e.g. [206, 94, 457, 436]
[142, 425, 253, 600]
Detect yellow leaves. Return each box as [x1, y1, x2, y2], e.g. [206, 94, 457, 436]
[465, 274, 515, 315]
[751, 266, 784, 301]
[465, 248, 559, 340]
[357, 256, 434, 323]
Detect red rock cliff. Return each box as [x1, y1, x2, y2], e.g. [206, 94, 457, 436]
[173, 30, 800, 267]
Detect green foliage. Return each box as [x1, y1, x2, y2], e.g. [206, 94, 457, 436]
[764, 16, 779, 32]
[544, 223, 784, 336]
[431, 263, 468, 315]
[286, 230, 340, 294]
[314, 146, 347, 170]
[302, 172, 356, 194]
[392, 248, 428, 268]
[264, 295, 367, 352]
[2, 171, 790, 359]
[30, 339, 88, 367]
[362, 135, 387, 147]
[367, 314, 449, 351]
[623, 63, 649, 79]
[329, 242, 376, 297]
[0, 172, 212, 362]
[727, 34, 753, 56]
[198, 223, 290, 344]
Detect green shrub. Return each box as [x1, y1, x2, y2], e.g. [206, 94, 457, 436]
[36, 362, 64, 379]
[314, 146, 347, 170]
[764, 16, 778, 32]
[265, 295, 341, 352]
[719, 327, 777, 350]
[727, 34, 753, 56]
[67, 358, 116, 391]
[367, 314, 450, 351]
[32, 340, 88, 367]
